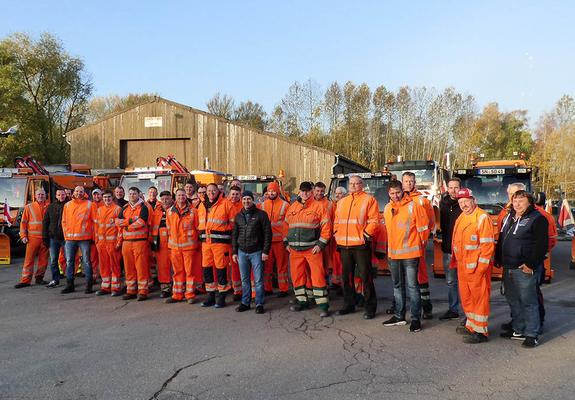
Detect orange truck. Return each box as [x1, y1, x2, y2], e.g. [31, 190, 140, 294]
[224, 173, 291, 202]
[0, 159, 95, 263]
[451, 158, 553, 282]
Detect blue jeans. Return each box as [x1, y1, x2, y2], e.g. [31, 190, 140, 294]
[443, 253, 460, 313]
[504, 268, 540, 338]
[49, 239, 65, 283]
[237, 250, 264, 306]
[389, 257, 421, 320]
[65, 240, 92, 282]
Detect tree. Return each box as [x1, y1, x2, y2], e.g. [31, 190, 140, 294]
[206, 92, 235, 120]
[86, 93, 157, 123]
[0, 32, 92, 165]
[234, 100, 267, 131]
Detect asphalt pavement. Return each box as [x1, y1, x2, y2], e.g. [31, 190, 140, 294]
[1, 243, 575, 400]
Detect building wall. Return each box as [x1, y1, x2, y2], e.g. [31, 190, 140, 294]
[68, 98, 336, 189]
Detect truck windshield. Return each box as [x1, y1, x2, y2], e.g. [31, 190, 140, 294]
[460, 173, 531, 213]
[387, 168, 434, 190]
[120, 175, 172, 198]
[0, 177, 27, 208]
[331, 177, 390, 212]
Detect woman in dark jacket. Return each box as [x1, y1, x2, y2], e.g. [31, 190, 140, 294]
[496, 190, 548, 348]
[42, 189, 69, 287]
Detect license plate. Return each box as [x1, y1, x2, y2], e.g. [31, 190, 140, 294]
[0, 172, 12, 178]
[478, 169, 505, 175]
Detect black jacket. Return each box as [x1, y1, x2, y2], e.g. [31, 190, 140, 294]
[232, 205, 272, 255]
[42, 199, 68, 241]
[439, 193, 462, 254]
[496, 206, 548, 269]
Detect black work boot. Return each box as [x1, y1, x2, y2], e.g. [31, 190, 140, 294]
[201, 292, 216, 307]
[214, 292, 227, 308]
[85, 280, 94, 294]
[61, 280, 75, 294]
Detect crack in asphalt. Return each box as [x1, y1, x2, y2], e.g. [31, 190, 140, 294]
[148, 356, 220, 400]
[113, 301, 129, 311]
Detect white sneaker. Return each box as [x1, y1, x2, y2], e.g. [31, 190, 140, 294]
[46, 280, 59, 288]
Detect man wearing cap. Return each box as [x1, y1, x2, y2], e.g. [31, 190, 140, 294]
[285, 181, 331, 317]
[232, 191, 272, 313]
[259, 181, 290, 297]
[452, 188, 495, 343]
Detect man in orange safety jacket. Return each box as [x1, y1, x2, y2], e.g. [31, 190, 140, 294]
[402, 171, 435, 319]
[452, 188, 495, 343]
[198, 183, 236, 308]
[382, 180, 430, 332]
[61, 186, 98, 294]
[259, 181, 290, 297]
[228, 185, 244, 300]
[164, 188, 201, 304]
[333, 175, 380, 319]
[285, 181, 331, 317]
[150, 190, 175, 298]
[14, 188, 49, 288]
[116, 187, 151, 301]
[95, 190, 123, 296]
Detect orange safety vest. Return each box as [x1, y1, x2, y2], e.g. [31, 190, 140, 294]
[166, 203, 200, 250]
[62, 199, 97, 241]
[333, 191, 379, 247]
[230, 200, 243, 219]
[116, 200, 150, 241]
[260, 196, 289, 242]
[452, 207, 495, 274]
[383, 194, 430, 259]
[409, 190, 435, 232]
[96, 203, 122, 244]
[20, 201, 48, 239]
[198, 195, 235, 243]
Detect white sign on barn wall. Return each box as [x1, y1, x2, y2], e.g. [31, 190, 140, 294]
[144, 117, 163, 128]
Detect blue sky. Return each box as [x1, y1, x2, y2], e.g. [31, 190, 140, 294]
[3, 0, 574, 124]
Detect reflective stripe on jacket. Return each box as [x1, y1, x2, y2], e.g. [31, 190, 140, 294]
[96, 204, 122, 244]
[116, 200, 149, 241]
[285, 198, 331, 251]
[452, 207, 495, 274]
[260, 197, 289, 242]
[383, 194, 429, 259]
[62, 199, 97, 241]
[166, 203, 199, 250]
[333, 191, 379, 247]
[198, 195, 235, 244]
[20, 201, 48, 239]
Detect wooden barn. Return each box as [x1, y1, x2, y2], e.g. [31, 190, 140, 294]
[66, 97, 359, 190]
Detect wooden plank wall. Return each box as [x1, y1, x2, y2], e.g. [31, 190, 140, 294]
[69, 99, 336, 189]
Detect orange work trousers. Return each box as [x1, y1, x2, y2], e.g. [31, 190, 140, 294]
[458, 267, 492, 335]
[19, 237, 48, 284]
[331, 248, 343, 286]
[193, 248, 204, 292]
[170, 249, 201, 300]
[96, 242, 122, 293]
[202, 242, 230, 293]
[264, 242, 289, 292]
[229, 257, 242, 295]
[155, 230, 172, 284]
[122, 240, 150, 296]
[290, 248, 328, 308]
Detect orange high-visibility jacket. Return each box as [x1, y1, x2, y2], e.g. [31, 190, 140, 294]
[333, 191, 379, 247]
[62, 199, 97, 241]
[260, 196, 289, 243]
[230, 201, 243, 219]
[284, 198, 331, 251]
[96, 203, 122, 245]
[198, 195, 235, 244]
[409, 190, 435, 232]
[116, 200, 150, 241]
[452, 206, 495, 275]
[383, 194, 430, 259]
[150, 202, 163, 238]
[316, 197, 335, 220]
[20, 201, 48, 239]
[166, 203, 200, 251]
[374, 217, 387, 255]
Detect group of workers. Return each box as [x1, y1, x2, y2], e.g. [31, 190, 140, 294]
[13, 172, 554, 348]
